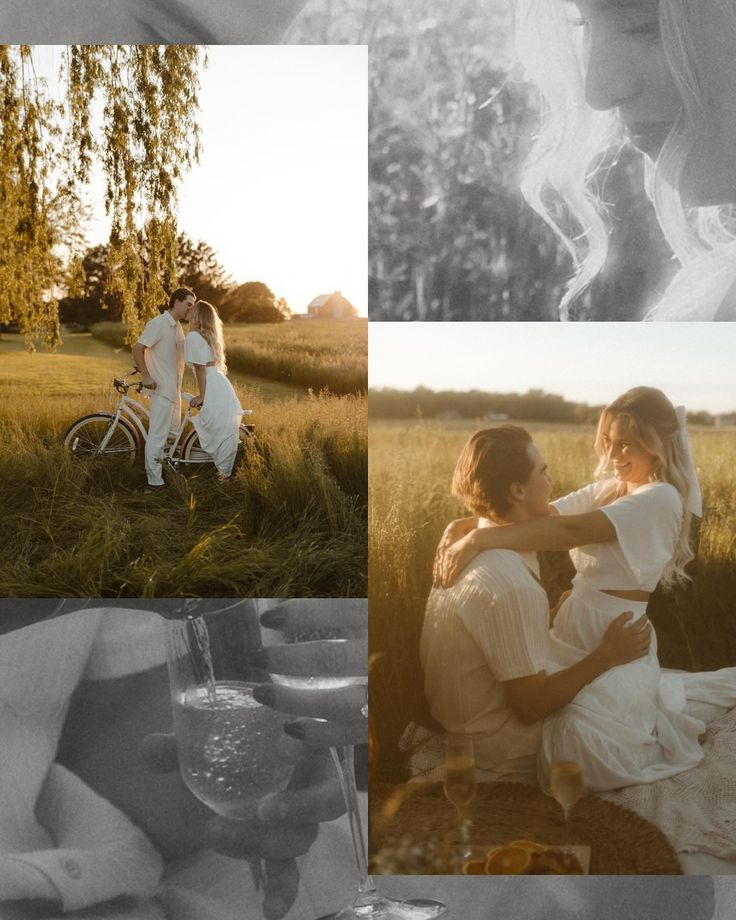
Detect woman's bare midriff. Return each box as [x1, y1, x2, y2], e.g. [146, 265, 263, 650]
[602, 589, 651, 602]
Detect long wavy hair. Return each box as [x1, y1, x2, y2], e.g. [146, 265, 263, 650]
[515, 0, 736, 320]
[592, 387, 695, 587]
[190, 300, 227, 374]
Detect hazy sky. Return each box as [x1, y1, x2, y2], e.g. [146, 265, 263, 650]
[370, 322, 736, 413]
[33, 45, 367, 315]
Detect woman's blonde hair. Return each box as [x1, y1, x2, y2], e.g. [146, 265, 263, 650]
[592, 387, 695, 587]
[515, 0, 736, 319]
[190, 300, 227, 373]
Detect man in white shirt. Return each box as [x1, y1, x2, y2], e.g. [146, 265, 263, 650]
[421, 425, 652, 775]
[132, 288, 195, 491]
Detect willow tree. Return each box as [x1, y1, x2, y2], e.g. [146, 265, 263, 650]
[0, 44, 203, 347]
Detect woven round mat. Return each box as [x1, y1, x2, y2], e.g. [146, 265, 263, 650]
[370, 782, 681, 875]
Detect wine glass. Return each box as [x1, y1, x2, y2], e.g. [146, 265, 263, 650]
[549, 761, 584, 827]
[443, 733, 477, 855]
[261, 600, 448, 920]
[166, 601, 293, 892]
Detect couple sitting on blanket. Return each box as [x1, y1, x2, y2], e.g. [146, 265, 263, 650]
[423, 387, 736, 792]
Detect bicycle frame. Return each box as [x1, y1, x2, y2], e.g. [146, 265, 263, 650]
[98, 392, 150, 452]
[86, 371, 252, 467]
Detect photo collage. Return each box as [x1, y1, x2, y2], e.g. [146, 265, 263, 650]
[0, 2, 734, 920]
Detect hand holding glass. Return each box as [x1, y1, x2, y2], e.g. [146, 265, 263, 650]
[259, 599, 447, 920]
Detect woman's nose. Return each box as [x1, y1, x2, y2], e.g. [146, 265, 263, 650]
[584, 33, 640, 112]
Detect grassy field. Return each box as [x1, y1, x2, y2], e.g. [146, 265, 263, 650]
[369, 418, 736, 781]
[90, 319, 368, 396]
[0, 329, 366, 597]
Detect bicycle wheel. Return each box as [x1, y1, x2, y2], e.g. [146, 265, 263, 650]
[180, 425, 254, 469]
[64, 413, 140, 465]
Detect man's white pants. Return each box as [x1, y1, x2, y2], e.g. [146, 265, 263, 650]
[145, 394, 180, 486]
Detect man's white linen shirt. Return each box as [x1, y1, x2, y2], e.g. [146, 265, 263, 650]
[136, 311, 185, 404]
[420, 542, 550, 772]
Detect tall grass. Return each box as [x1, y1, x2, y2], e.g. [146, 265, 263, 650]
[369, 419, 736, 781]
[90, 320, 368, 395]
[0, 331, 367, 597]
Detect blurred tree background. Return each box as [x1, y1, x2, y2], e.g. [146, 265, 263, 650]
[0, 45, 203, 346]
[294, 0, 676, 321]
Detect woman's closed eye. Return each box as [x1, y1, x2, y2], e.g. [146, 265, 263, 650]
[563, 3, 660, 41]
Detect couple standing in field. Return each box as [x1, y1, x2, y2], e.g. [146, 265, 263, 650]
[423, 387, 736, 796]
[132, 288, 243, 491]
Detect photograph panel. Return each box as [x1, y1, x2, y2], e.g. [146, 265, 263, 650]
[0, 44, 367, 598]
[0, 598, 372, 920]
[368, 1, 736, 321]
[368, 321, 736, 877]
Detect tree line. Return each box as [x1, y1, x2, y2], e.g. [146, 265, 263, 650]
[369, 388, 721, 426]
[58, 235, 289, 326]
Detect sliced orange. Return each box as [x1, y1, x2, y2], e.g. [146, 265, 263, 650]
[485, 845, 532, 875]
[508, 839, 546, 855]
[461, 859, 488, 875]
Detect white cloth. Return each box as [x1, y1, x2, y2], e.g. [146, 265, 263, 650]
[539, 482, 736, 792]
[137, 312, 184, 406]
[0, 611, 166, 911]
[603, 692, 736, 863]
[184, 332, 243, 477]
[145, 394, 180, 487]
[420, 543, 549, 772]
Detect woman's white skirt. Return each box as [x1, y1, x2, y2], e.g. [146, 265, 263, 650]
[191, 368, 243, 477]
[538, 579, 736, 792]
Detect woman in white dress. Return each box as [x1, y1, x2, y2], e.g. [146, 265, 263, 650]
[436, 387, 736, 792]
[185, 301, 243, 478]
[514, 1, 736, 320]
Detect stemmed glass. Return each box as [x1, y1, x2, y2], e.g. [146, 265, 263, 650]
[549, 761, 584, 829]
[261, 601, 447, 920]
[165, 601, 293, 892]
[443, 733, 477, 857]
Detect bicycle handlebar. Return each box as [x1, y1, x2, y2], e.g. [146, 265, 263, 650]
[114, 368, 144, 394]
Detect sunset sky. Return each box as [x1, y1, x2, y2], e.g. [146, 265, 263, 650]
[370, 322, 736, 414]
[34, 45, 367, 316]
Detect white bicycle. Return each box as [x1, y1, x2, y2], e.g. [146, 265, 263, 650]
[63, 369, 255, 469]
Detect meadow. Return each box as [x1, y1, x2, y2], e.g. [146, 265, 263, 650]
[369, 419, 736, 780]
[90, 319, 368, 396]
[0, 324, 366, 597]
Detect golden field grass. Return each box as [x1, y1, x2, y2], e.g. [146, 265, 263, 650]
[369, 418, 736, 780]
[0, 330, 366, 597]
[90, 318, 368, 396]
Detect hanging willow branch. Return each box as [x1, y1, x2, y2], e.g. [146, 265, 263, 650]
[0, 46, 66, 349]
[0, 44, 204, 348]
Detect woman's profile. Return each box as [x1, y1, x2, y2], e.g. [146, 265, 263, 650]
[516, 0, 736, 320]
